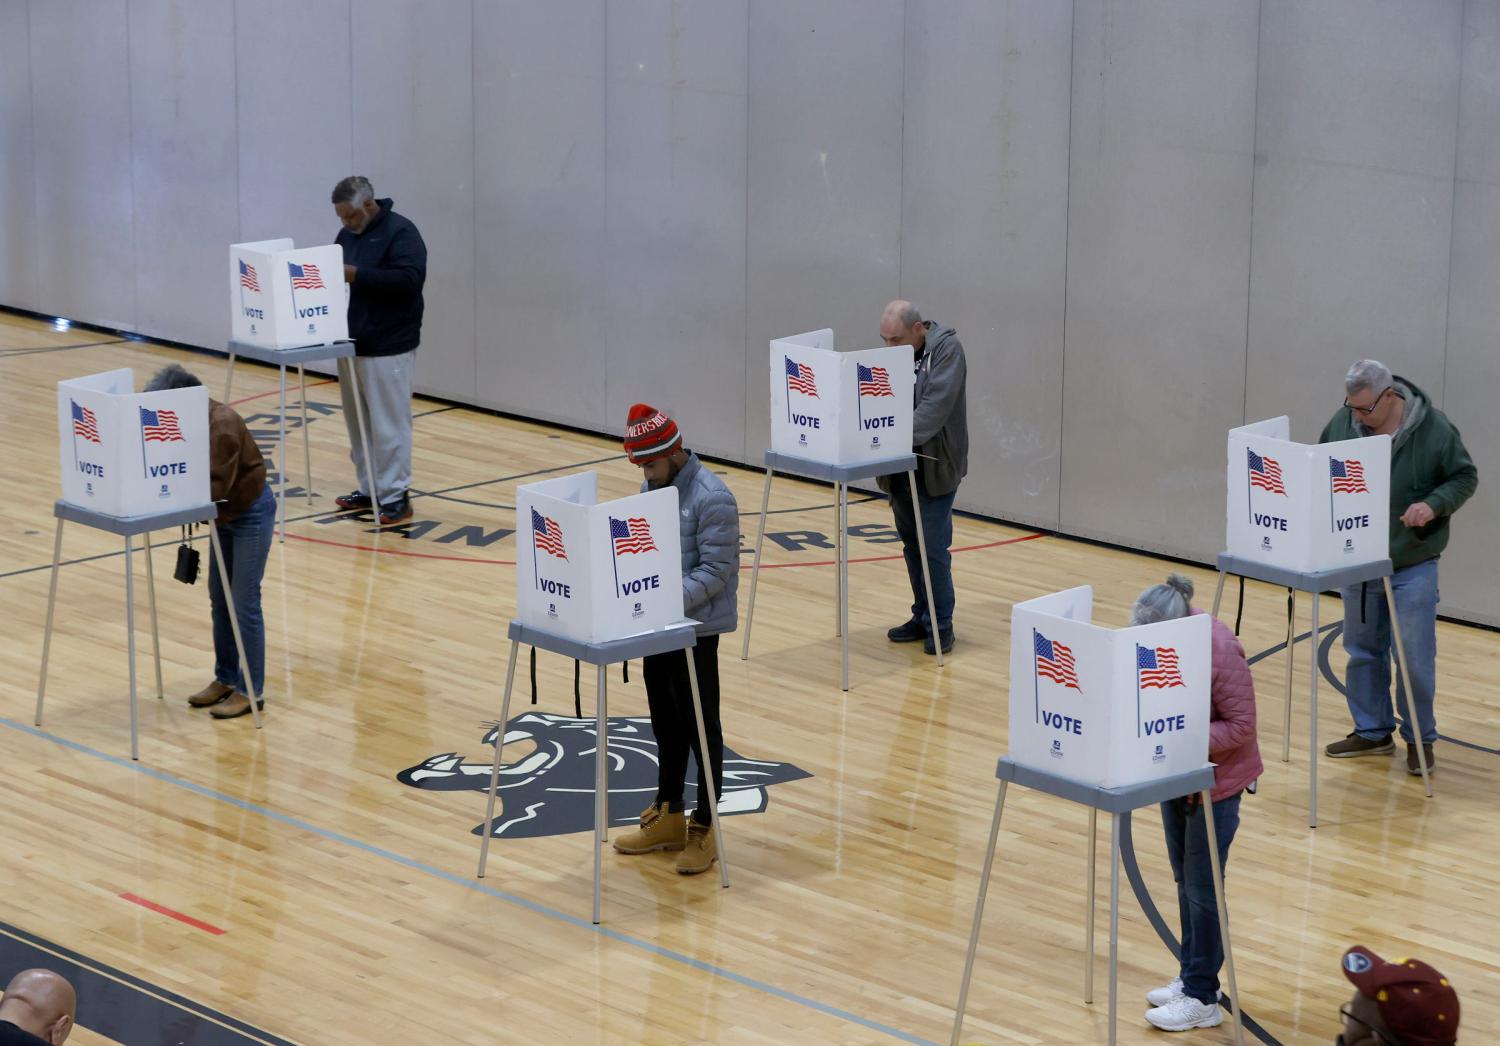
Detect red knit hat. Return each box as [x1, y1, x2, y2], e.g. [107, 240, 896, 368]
[1342, 946, 1459, 1045]
[623, 403, 682, 465]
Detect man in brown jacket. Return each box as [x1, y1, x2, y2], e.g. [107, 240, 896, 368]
[144, 365, 273, 719]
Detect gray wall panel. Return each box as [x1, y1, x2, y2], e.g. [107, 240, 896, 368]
[902, 0, 1073, 529]
[128, 0, 240, 352]
[605, 1, 749, 461]
[28, 0, 135, 328]
[1440, 0, 1500, 626]
[473, 1, 608, 427]
[744, 1, 903, 462]
[1245, 0, 1462, 440]
[234, 0, 352, 251]
[352, 0, 477, 401]
[0, 3, 37, 313]
[1060, 0, 1259, 559]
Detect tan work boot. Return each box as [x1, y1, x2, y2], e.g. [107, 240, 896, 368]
[612, 802, 686, 854]
[188, 680, 234, 708]
[675, 821, 717, 875]
[210, 691, 264, 720]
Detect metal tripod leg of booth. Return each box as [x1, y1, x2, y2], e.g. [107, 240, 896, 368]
[839, 482, 850, 691]
[1384, 577, 1433, 796]
[342, 358, 382, 528]
[208, 523, 263, 731]
[739, 466, 774, 661]
[1107, 813, 1121, 1045]
[950, 778, 1008, 1046]
[276, 364, 288, 543]
[1202, 789, 1246, 1046]
[477, 637, 522, 879]
[835, 482, 844, 639]
[1282, 590, 1295, 763]
[907, 470, 944, 669]
[299, 364, 313, 506]
[142, 530, 164, 699]
[1085, 807, 1097, 1004]
[35, 519, 65, 727]
[1309, 593, 1320, 826]
[224, 353, 236, 401]
[124, 534, 140, 759]
[686, 647, 731, 891]
[594, 663, 608, 924]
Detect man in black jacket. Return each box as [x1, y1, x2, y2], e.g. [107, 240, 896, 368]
[330, 176, 427, 525]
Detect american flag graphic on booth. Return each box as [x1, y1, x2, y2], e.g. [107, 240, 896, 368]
[1329, 457, 1368, 494]
[1137, 646, 1185, 689]
[238, 259, 261, 292]
[1247, 448, 1286, 495]
[288, 261, 325, 290]
[139, 407, 184, 443]
[531, 509, 567, 560]
[856, 363, 894, 398]
[609, 516, 657, 556]
[784, 356, 819, 397]
[1034, 631, 1080, 690]
[71, 401, 101, 443]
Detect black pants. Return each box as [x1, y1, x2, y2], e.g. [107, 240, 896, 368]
[642, 634, 722, 826]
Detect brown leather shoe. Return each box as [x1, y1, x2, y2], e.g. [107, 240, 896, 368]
[188, 680, 234, 708]
[210, 691, 264, 720]
[1406, 743, 1436, 776]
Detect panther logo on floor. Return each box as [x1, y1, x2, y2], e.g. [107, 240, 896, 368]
[396, 713, 813, 839]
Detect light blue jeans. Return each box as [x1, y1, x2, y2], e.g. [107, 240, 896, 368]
[1339, 558, 1439, 744]
[208, 486, 275, 699]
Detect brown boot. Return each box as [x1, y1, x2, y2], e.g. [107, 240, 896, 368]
[1406, 743, 1436, 776]
[188, 680, 234, 708]
[612, 802, 686, 854]
[675, 821, 718, 875]
[210, 692, 264, 720]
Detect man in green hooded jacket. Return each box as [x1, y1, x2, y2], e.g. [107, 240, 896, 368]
[1320, 360, 1477, 776]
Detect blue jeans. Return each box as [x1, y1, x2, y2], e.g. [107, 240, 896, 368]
[208, 486, 274, 699]
[1339, 558, 1439, 744]
[1161, 793, 1241, 1006]
[887, 479, 956, 629]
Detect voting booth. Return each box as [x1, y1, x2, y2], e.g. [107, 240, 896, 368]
[229, 240, 347, 349]
[745, 329, 943, 688]
[1008, 585, 1210, 788]
[478, 470, 728, 922]
[952, 587, 1240, 1046]
[1212, 417, 1429, 825]
[40, 370, 262, 760]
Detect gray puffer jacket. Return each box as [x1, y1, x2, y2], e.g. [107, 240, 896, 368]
[640, 452, 740, 636]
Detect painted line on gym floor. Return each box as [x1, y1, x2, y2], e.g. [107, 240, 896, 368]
[0, 338, 131, 358]
[0, 716, 941, 1046]
[118, 892, 227, 936]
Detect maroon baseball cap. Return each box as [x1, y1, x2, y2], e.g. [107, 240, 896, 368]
[1342, 946, 1459, 1045]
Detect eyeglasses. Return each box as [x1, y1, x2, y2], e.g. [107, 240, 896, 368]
[1337, 1003, 1390, 1045]
[1343, 388, 1389, 416]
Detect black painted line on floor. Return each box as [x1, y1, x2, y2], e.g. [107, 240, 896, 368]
[0, 338, 130, 359]
[412, 405, 459, 419]
[0, 920, 298, 1046]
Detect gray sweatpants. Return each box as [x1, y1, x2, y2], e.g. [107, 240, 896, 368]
[338, 349, 415, 504]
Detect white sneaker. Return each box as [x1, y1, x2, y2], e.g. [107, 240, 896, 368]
[1145, 994, 1223, 1032]
[1146, 978, 1223, 1008]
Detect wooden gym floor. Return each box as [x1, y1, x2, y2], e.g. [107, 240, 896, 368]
[1, 309, 1496, 1045]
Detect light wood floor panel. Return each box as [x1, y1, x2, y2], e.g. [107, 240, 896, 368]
[2, 312, 1497, 1044]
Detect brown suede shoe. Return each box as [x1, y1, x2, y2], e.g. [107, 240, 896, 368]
[612, 802, 686, 854]
[209, 692, 264, 720]
[1406, 743, 1436, 776]
[188, 680, 234, 708]
[675, 821, 718, 875]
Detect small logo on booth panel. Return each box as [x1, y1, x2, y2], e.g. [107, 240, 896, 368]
[159, 484, 170, 498]
[1153, 744, 1166, 764]
[547, 602, 558, 618]
[1050, 739, 1064, 758]
[397, 714, 813, 840]
[799, 432, 808, 446]
[871, 434, 881, 447]
[632, 601, 645, 618]
[1261, 536, 1272, 551]
[85, 482, 95, 496]
[1344, 538, 1355, 553]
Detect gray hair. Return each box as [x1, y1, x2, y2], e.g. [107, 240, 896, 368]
[330, 175, 374, 207]
[143, 363, 202, 392]
[1344, 359, 1393, 398]
[895, 302, 923, 328]
[1130, 573, 1195, 626]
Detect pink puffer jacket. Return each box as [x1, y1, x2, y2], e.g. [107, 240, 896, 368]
[1195, 609, 1264, 801]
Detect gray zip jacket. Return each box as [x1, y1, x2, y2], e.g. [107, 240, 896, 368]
[879, 322, 969, 497]
[640, 452, 740, 636]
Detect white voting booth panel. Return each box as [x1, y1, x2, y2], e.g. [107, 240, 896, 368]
[1227, 417, 1391, 573]
[515, 471, 684, 644]
[1009, 586, 1211, 788]
[768, 330, 914, 466]
[57, 369, 209, 517]
[229, 239, 348, 349]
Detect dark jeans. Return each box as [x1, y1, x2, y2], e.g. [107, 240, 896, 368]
[887, 478, 956, 629]
[642, 633, 723, 826]
[1161, 792, 1241, 1005]
[208, 486, 274, 698]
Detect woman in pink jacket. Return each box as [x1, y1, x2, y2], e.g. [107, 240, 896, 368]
[1131, 574, 1263, 1034]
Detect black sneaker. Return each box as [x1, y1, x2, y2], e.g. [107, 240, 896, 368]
[887, 619, 927, 643]
[335, 490, 372, 511]
[924, 628, 955, 655]
[377, 493, 413, 526]
[1325, 732, 1395, 758]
